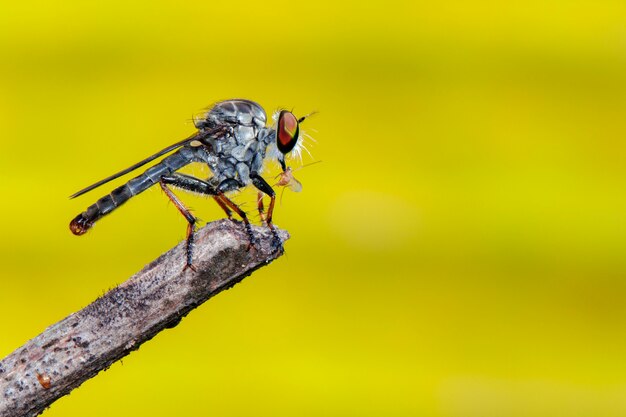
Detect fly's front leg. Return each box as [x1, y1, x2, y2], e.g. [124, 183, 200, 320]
[216, 179, 258, 249]
[250, 173, 283, 253]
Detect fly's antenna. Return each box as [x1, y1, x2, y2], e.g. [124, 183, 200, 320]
[298, 111, 318, 124]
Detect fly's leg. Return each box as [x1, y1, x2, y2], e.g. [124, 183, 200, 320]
[213, 195, 233, 220]
[161, 173, 233, 220]
[257, 192, 265, 223]
[216, 179, 258, 249]
[162, 174, 258, 251]
[250, 173, 283, 253]
[159, 180, 198, 270]
[160, 173, 225, 269]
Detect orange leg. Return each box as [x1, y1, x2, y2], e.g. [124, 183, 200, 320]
[213, 195, 233, 219]
[159, 181, 197, 270]
[217, 192, 258, 249]
[257, 192, 266, 223]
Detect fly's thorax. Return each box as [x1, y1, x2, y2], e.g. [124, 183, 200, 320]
[241, 127, 274, 174]
[188, 144, 219, 172]
[194, 100, 279, 186]
[234, 124, 258, 144]
[215, 157, 237, 182]
[212, 155, 254, 185]
[258, 126, 276, 146]
[230, 140, 258, 162]
[211, 138, 270, 186]
[259, 128, 281, 164]
[208, 121, 261, 158]
[196, 99, 267, 130]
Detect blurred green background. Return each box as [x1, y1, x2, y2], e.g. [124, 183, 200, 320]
[1, 0, 626, 416]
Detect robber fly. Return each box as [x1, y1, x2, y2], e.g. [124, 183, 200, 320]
[70, 99, 310, 268]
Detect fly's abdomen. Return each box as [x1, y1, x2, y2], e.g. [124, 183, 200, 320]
[69, 176, 157, 235]
[70, 148, 194, 235]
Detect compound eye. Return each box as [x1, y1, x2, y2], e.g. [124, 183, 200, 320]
[277, 110, 299, 154]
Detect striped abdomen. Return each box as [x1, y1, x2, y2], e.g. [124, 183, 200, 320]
[70, 147, 197, 235]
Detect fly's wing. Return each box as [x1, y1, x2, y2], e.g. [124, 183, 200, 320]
[70, 130, 212, 199]
[287, 176, 302, 192]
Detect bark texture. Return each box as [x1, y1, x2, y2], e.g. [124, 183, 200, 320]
[0, 219, 288, 416]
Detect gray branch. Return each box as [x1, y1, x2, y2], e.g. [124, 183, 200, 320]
[0, 220, 288, 417]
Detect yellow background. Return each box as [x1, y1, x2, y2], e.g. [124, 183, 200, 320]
[1, 1, 626, 416]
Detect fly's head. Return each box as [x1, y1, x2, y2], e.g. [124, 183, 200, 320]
[274, 110, 314, 171]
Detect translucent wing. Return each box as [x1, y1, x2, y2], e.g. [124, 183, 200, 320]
[70, 132, 204, 199]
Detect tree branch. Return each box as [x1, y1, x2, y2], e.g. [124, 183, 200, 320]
[0, 220, 289, 417]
